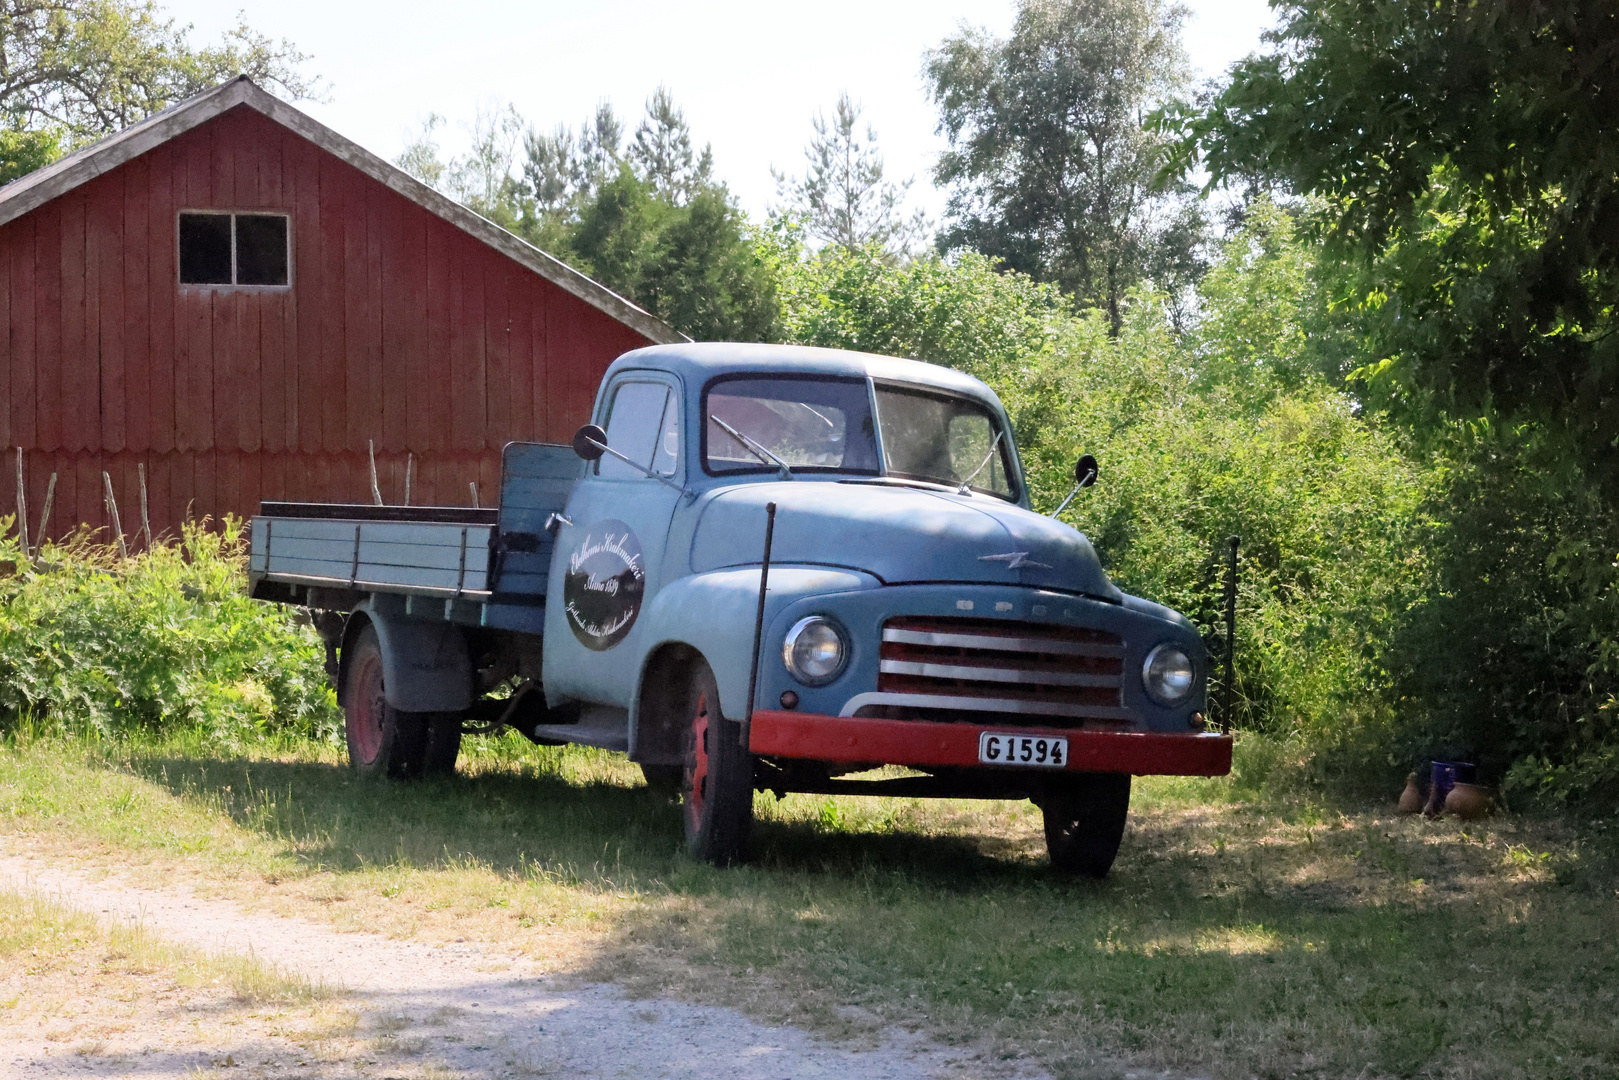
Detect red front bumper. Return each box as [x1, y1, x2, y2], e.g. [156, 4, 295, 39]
[749, 711, 1233, 777]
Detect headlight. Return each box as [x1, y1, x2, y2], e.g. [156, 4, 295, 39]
[1142, 643, 1195, 705]
[782, 616, 848, 685]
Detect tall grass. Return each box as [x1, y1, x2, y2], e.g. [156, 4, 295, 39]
[0, 517, 338, 747]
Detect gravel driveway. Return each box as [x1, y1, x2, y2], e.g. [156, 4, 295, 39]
[1, 851, 1033, 1080]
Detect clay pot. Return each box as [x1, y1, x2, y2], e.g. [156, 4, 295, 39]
[1397, 772, 1423, 814]
[1444, 782, 1492, 820]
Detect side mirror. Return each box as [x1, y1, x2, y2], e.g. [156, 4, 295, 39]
[1050, 453, 1099, 519]
[1074, 453, 1098, 488]
[572, 424, 607, 461]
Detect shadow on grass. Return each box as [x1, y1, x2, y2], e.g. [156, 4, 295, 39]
[120, 747, 1619, 1080]
[127, 751, 1035, 894]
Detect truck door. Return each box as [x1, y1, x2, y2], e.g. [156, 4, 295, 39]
[543, 374, 685, 707]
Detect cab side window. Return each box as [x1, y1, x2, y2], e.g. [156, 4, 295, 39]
[599, 381, 679, 479]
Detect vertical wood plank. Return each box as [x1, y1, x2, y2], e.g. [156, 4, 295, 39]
[61, 192, 91, 453]
[146, 143, 177, 455]
[319, 155, 348, 454]
[484, 262, 511, 450]
[35, 203, 63, 453]
[343, 166, 371, 454]
[0, 224, 16, 450]
[507, 272, 535, 442]
[257, 126, 287, 455]
[424, 218, 451, 453]
[8, 218, 36, 451]
[292, 135, 321, 455]
[122, 152, 151, 454]
[91, 173, 127, 454]
[378, 189, 408, 453]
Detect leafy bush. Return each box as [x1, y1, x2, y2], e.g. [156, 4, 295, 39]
[1388, 427, 1619, 807]
[0, 518, 338, 746]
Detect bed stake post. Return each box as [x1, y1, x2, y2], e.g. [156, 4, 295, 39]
[14, 448, 28, 556]
[368, 440, 383, 506]
[103, 471, 127, 560]
[36, 472, 56, 554]
[1221, 534, 1239, 735]
[138, 463, 152, 551]
[744, 501, 778, 745]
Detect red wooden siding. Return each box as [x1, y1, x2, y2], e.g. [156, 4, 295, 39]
[0, 104, 653, 544]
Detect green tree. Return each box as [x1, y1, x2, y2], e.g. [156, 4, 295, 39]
[1184, 0, 1619, 487]
[573, 166, 775, 342]
[925, 0, 1204, 332]
[0, 1, 315, 157]
[772, 92, 925, 258]
[627, 86, 712, 206]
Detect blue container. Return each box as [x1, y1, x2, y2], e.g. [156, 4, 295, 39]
[1430, 761, 1476, 808]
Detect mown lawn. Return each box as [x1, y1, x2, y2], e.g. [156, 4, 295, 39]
[1, 729, 1615, 1080]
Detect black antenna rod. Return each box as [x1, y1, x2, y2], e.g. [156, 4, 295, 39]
[745, 502, 779, 734]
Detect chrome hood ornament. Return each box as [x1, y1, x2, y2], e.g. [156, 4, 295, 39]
[979, 551, 1052, 570]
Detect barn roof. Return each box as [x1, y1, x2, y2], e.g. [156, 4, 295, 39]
[0, 76, 682, 345]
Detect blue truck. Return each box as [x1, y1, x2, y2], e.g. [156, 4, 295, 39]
[249, 342, 1231, 876]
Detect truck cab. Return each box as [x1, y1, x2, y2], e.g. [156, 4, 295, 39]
[250, 342, 1230, 876]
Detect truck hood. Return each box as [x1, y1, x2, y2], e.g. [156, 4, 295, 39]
[689, 481, 1121, 600]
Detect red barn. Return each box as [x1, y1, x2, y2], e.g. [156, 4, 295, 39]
[0, 76, 677, 546]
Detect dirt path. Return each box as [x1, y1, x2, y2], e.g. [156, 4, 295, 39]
[0, 850, 1026, 1080]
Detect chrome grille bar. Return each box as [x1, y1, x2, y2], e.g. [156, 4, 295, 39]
[880, 659, 1119, 688]
[882, 627, 1124, 659]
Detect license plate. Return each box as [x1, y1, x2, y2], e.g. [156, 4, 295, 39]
[978, 731, 1068, 768]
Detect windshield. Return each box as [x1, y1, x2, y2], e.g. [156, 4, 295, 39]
[702, 375, 1017, 499]
[705, 376, 880, 474]
[875, 384, 1016, 499]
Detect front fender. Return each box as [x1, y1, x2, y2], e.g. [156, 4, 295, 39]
[628, 566, 880, 742]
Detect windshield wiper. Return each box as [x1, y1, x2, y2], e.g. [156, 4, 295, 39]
[710, 415, 793, 479]
[956, 430, 1005, 495]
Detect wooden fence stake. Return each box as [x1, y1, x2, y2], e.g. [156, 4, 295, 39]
[468, 480, 479, 508]
[404, 453, 414, 506]
[138, 463, 153, 551]
[102, 471, 128, 559]
[368, 440, 383, 506]
[13, 448, 27, 556]
[37, 473, 55, 551]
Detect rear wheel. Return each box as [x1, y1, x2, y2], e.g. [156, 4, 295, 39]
[680, 661, 753, 866]
[1042, 773, 1131, 878]
[342, 624, 459, 779]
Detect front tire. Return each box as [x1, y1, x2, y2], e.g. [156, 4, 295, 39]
[680, 661, 753, 866]
[1042, 773, 1131, 878]
[342, 624, 459, 779]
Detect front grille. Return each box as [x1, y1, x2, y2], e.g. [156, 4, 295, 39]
[857, 616, 1133, 728]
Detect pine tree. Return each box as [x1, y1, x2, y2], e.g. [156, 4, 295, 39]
[773, 93, 925, 258]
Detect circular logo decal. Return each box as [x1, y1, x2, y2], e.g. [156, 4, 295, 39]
[563, 520, 646, 651]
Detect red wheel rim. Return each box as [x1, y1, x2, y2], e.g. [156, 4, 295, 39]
[683, 689, 711, 836]
[349, 652, 385, 764]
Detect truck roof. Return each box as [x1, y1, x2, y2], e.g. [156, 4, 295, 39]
[607, 342, 1007, 411]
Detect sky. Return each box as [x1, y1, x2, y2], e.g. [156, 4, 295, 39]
[163, 0, 1277, 221]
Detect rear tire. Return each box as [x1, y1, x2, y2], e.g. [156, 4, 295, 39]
[342, 624, 458, 780]
[420, 713, 463, 778]
[1042, 773, 1131, 878]
[679, 661, 753, 866]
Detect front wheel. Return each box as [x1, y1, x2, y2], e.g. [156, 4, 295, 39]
[680, 661, 753, 866]
[1041, 773, 1131, 878]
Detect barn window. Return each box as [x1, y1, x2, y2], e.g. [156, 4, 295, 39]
[179, 212, 289, 287]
